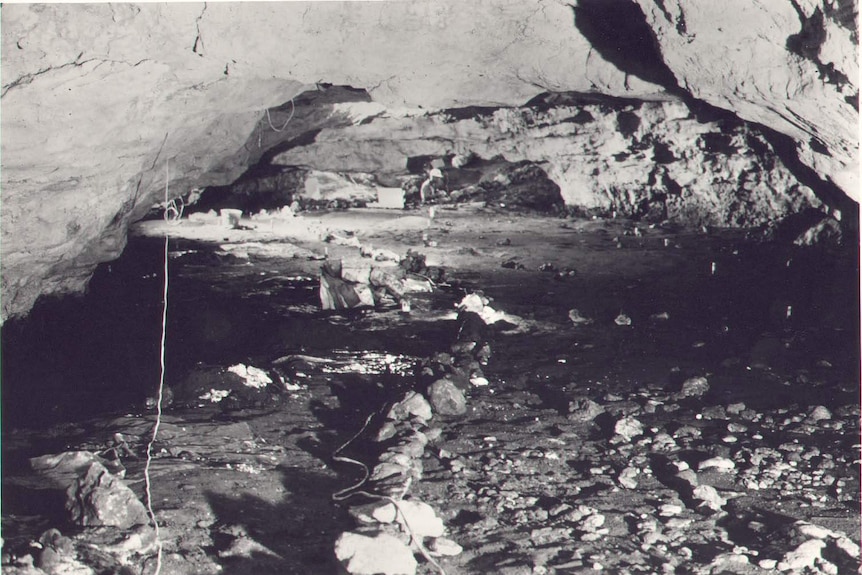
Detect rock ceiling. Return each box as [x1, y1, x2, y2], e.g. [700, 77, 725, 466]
[0, 0, 857, 322]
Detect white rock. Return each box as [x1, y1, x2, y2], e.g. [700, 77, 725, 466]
[614, 417, 643, 441]
[579, 513, 606, 532]
[679, 376, 709, 397]
[692, 485, 726, 511]
[697, 457, 736, 473]
[470, 376, 490, 387]
[374, 500, 446, 538]
[227, 364, 272, 389]
[659, 504, 684, 517]
[370, 462, 409, 482]
[387, 391, 433, 422]
[335, 531, 417, 575]
[371, 502, 398, 524]
[796, 522, 834, 540]
[568, 309, 594, 326]
[618, 467, 639, 489]
[396, 500, 446, 538]
[836, 536, 861, 558]
[429, 537, 463, 557]
[65, 462, 150, 529]
[778, 539, 826, 572]
[807, 405, 832, 422]
[614, 313, 632, 326]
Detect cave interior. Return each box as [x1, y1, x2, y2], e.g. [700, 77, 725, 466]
[1, 2, 860, 574]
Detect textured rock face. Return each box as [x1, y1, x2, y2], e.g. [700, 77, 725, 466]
[0, 0, 856, 321]
[635, 0, 859, 201]
[272, 99, 820, 226]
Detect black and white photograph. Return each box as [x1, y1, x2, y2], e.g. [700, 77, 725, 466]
[1, 1, 859, 574]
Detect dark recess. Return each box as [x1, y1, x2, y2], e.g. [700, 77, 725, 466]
[761, 125, 859, 233]
[616, 110, 641, 138]
[571, 0, 682, 94]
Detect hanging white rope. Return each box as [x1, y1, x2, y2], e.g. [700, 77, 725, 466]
[143, 159, 169, 575]
[265, 97, 295, 133]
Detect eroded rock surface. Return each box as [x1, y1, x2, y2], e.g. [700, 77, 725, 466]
[1, 0, 856, 321]
[635, 0, 859, 201]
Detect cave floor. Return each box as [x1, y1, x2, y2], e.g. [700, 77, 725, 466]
[2, 206, 860, 575]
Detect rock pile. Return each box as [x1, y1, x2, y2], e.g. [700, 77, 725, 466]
[409, 371, 860, 574]
[332, 291, 514, 574]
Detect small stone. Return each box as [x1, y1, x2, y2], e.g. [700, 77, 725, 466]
[700, 405, 726, 419]
[698, 457, 735, 473]
[659, 504, 683, 517]
[427, 378, 467, 416]
[567, 398, 604, 422]
[692, 485, 727, 512]
[614, 417, 643, 441]
[758, 559, 777, 569]
[807, 405, 832, 422]
[672, 425, 701, 440]
[530, 526, 573, 546]
[549, 504, 573, 517]
[390, 500, 446, 538]
[618, 467, 639, 489]
[676, 469, 699, 486]
[334, 531, 417, 575]
[678, 376, 709, 398]
[726, 402, 746, 415]
[428, 537, 463, 557]
[219, 536, 281, 559]
[387, 392, 433, 423]
[614, 313, 632, 326]
[376, 422, 398, 442]
[370, 462, 410, 482]
[778, 539, 826, 572]
[579, 513, 606, 532]
[568, 309, 594, 326]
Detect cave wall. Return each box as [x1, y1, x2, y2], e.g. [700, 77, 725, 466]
[0, 0, 857, 322]
[635, 0, 859, 201]
[269, 99, 821, 227]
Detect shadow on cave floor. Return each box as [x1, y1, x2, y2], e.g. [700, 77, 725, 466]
[203, 466, 348, 575]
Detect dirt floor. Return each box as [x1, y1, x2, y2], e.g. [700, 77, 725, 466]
[2, 205, 860, 575]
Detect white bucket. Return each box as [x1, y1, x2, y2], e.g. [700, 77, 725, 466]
[374, 187, 405, 209]
[220, 209, 243, 229]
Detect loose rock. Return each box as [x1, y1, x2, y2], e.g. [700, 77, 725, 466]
[427, 378, 468, 416]
[613, 417, 643, 441]
[334, 531, 417, 575]
[567, 398, 604, 422]
[65, 462, 150, 528]
[677, 376, 709, 398]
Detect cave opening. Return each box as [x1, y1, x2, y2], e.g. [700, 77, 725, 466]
[1, 3, 860, 574]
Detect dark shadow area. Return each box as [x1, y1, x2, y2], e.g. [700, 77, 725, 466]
[1, 238, 167, 431]
[571, 0, 682, 93]
[757, 125, 859, 233]
[205, 466, 349, 575]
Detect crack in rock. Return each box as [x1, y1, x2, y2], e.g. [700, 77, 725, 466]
[192, 2, 208, 57]
[1, 54, 153, 98]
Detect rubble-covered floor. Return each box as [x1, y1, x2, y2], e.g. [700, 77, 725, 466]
[2, 206, 860, 575]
